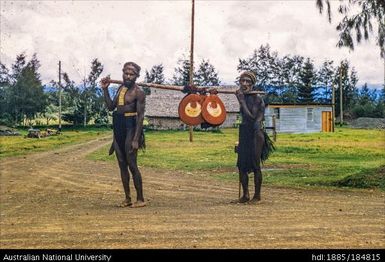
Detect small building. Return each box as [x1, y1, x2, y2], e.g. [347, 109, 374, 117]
[265, 104, 333, 133]
[145, 88, 333, 133]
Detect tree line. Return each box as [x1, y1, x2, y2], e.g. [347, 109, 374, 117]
[0, 47, 384, 127]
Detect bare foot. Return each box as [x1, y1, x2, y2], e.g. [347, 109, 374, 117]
[130, 201, 147, 208]
[248, 197, 261, 204]
[239, 196, 250, 203]
[118, 199, 132, 208]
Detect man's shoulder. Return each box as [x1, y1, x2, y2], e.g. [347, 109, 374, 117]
[134, 85, 146, 97]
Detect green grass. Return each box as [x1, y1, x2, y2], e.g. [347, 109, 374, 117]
[89, 127, 385, 190]
[0, 127, 111, 158]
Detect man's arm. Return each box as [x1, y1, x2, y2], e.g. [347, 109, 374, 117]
[236, 91, 260, 121]
[131, 89, 145, 152]
[101, 77, 118, 111]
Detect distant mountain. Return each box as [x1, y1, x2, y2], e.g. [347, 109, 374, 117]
[365, 84, 384, 90]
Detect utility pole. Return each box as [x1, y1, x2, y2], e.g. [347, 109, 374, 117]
[83, 77, 87, 127]
[58, 61, 62, 131]
[188, 0, 195, 142]
[339, 63, 343, 127]
[331, 82, 335, 132]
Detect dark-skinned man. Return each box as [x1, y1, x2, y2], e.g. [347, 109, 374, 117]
[100, 62, 146, 208]
[235, 71, 266, 204]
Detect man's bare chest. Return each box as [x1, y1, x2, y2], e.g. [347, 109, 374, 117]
[117, 87, 137, 106]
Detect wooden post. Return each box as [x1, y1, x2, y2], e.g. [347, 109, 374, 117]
[339, 64, 343, 127]
[332, 83, 336, 132]
[83, 78, 87, 127]
[58, 61, 62, 131]
[272, 114, 277, 142]
[188, 0, 195, 142]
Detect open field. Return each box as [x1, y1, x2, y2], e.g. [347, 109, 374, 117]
[90, 128, 385, 190]
[0, 127, 110, 158]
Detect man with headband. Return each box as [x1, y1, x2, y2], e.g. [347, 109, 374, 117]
[235, 71, 273, 204]
[100, 62, 146, 208]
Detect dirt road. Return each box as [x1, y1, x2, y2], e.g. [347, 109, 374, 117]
[1, 137, 384, 248]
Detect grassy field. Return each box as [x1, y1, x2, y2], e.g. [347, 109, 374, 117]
[0, 127, 111, 158]
[89, 127, 385, 190]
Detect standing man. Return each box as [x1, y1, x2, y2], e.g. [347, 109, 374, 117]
[100, 62, 146, 208]
[235, 71, 271, 204]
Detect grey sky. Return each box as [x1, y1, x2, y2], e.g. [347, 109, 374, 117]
[0, 0, 383, 87]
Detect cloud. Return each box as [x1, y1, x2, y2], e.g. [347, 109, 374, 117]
[0, 0, 382, 87]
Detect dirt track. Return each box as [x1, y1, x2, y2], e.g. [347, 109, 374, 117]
[1, 137, 384, 248]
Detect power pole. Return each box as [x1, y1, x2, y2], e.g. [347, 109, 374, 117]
[83, 77, 87, 127]
[331, 82, 335, 132]
[339, 63, 343, 127]
[188, 0, 195, 142]
[58, 61, 62, 131]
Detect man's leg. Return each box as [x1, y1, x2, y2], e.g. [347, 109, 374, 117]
[251, 168, 262, 202]
[125, 131, 146, 208]
[250, 131, 264, 203]
[239, 171, 250, 203]
[114, 140, 132, 207]
[127, 152, 145, 204]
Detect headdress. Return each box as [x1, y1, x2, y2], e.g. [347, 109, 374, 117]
[123, 62, 141, 76]
[240, 71, 256, 85]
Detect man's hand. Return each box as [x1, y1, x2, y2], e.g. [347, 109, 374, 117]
[100, 76, 111, 90]
[235, 89, 245, 102]
[129, 140, 139, 153]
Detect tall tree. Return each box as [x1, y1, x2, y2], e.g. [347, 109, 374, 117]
[144, 64, 165, 95]
[2, 54, 47, 125]
[60, 73, 84, 125]
[373, 85, 385, 117]
[335, 60, 359, 117]
[0, 63, 12, 124]
[82, 58, 104, 125]
[194, 59, 221, 86]
[279, 55, 305, 103]
[351, 83, 380, 117]
[317, 0, 385, 57]
[316, 60, 335, 103]
[172, 58, 192, 86]
[297, 58, 317, 103]
[237, 44, 280, 90]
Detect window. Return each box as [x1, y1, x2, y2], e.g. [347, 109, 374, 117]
[307, 108, 313, 121]
[273, 108, 280, 119]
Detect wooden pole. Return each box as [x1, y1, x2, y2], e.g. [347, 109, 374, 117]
[272, 114, 277, 142]
[106, 80, 265, 95]
[83, 78, 87, 127]
[339, 64, 343, 127]
[58, 61, 62, 131]
[188, 0, 195, 142]
[332, 83, 336, 132]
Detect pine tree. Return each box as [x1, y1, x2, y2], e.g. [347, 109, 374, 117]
[237, 44, 279, 86]
[0, 63, 12, 125]
[237, 44, 280, 96]
[80, 59, 104, 126]
[297, 58, 316, 103]
[194, 59, 220, 86]
[335, 60, 359, 118]
[316, 60, 335, 103]
[279, 55, 304, 103]
[144, 64, 165, 95]
[3, 53, 47, 125]
[172, 58, 192, 86]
